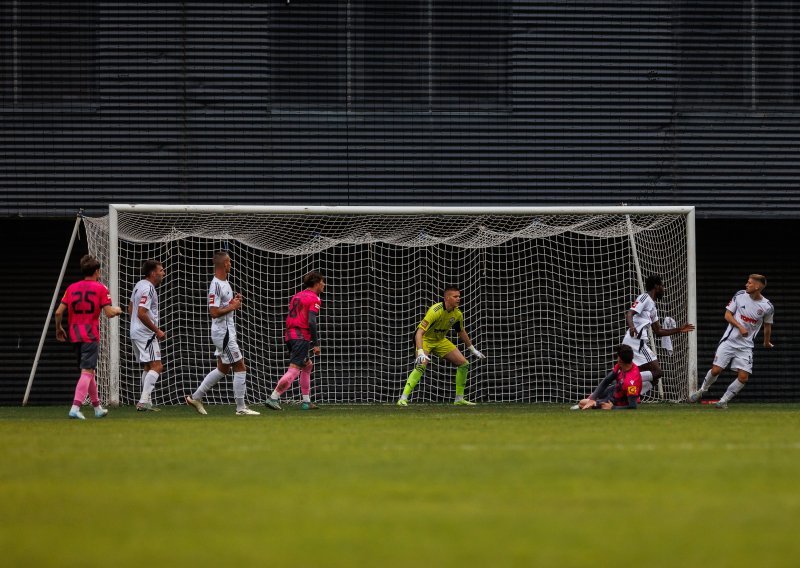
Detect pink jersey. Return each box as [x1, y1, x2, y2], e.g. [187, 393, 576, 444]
[611, 363, 642, 407]
[60, 280, 112, 343]
[284, 288, 321, 342]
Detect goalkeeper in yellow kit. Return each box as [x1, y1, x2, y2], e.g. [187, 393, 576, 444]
[397, 285, 485, 406]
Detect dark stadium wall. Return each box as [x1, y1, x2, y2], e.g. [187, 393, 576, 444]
[1, 2, 799, 216]
[4, 218, 796, 405]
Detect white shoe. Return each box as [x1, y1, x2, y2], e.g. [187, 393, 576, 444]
[186, 395, 207, 415]
[569, 404, 580, 411]
[68, 409, 85, 420]
[715, 400, 728, 409]
[94, 406, 108, 418]
[236, 407, 260, 416]
[688, 390, 704, 403]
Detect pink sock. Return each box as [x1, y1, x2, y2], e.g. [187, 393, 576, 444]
[88, 376, 100, 407]
[73, 371, 93, 407]
[300, 361, 313, 396]
[275, 367, 301, 395]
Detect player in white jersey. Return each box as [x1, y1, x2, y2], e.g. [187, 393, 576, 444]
[689, 274, 774, 408]
[128, 260, 166, 411]
[622, 275, 695, 395]
[185, 251, 259, 416]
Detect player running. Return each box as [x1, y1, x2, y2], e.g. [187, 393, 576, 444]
[185, 251, 260, 416]
[128, 259, 166, 412]
[55, 254, 123, 419]
[622, 275, 695, 395]
[264, 271, 326, 411]
[688, 274, 774, 408]
[576, 344, 642, 410]
[397, 285, 485, 406]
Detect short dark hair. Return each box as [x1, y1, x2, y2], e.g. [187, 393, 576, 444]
[616, 344, 634, 364]
[749, 273, 767, 288]
[80, 254, 101, 277]
[303, 271, 325, 288]
[645, 275, 663, 291]
[213, 250, 230, 267]
[444, 285, 460, 294]
[141, 259, 162, 278]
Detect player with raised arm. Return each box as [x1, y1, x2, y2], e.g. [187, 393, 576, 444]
[55, 254, 123, 419]
[128, 259, 166, 412]
[264, 271, 325, 411]
[622, 275, 695, 395]
[577, 344, 642, 410]
[185, 251, 260, 416]
[397, 285, 485, 406]
[689, 274, 774, 409]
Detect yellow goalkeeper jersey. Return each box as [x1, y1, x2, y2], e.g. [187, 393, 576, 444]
[418, 302, 464, 342]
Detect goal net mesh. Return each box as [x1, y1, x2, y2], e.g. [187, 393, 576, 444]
[83, 209, 691, 405]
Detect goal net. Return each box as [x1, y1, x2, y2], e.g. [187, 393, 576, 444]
[83, 205, 696, 406]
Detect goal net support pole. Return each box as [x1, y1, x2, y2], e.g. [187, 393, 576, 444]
[87, 204, 697, 406]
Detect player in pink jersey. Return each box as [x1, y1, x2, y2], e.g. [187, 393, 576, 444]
[576, 344, 642, 411]
[55, 255, 123, 420]
[264, 271, 325, 411]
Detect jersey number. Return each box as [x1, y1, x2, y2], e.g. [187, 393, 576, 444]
[288, 298, 301, 318]
[71, 290, 97, 314]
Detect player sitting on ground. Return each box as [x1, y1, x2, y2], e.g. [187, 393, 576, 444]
[577, 344, 642, 411]
[397, 285, 485, 406]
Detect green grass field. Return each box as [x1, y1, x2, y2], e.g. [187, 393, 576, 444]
[1, 403, 799, 567]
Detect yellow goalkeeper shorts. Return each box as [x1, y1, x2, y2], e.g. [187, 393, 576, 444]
[422, 338, 458, 358]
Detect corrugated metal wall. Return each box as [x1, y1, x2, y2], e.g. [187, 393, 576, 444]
[2, 1, 798, 216]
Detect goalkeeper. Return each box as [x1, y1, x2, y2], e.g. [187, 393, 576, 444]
[576, 344, 641, 411]
[397, 285, 485, 406]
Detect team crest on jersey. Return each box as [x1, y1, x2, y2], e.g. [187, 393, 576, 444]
[757, 309, 763, 315]
[449, 317, 455, 324]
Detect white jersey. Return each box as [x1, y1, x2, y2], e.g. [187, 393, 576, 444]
[719, 290, 774, 349]
[627, 292, 658, 341]
[208, 276, 236, 340]
[129, 279, 159, 341]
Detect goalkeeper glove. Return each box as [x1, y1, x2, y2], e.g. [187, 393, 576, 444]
[415, 349, 431, 365]
[469, 345, 485, 359]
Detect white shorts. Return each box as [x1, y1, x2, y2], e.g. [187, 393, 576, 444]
[131, 335, 161, 363]
[713, 341, 753, 374]
[622, 333, 657, 367]
[213, 332, 243, 365]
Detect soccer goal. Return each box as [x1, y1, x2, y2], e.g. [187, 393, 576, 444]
[82, 205, 697, 406]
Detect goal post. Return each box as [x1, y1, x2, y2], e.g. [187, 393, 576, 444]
[84, 204, 697, 406]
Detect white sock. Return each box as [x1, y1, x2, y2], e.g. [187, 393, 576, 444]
[302, 394, 310, 403]
[455, 395, 464, 402]
[640, 381, 652, 396]
[400, 394, 408, 401]
[70, 404, 80, 413]
[700, 369, 718, 392]
[720, 379, 745, 403]
[139, 370, 159, 404]
[270, 390, 280, 400]
[193, 368, 226, 401]
[233, 371, 246, 410]
[141, 371, 148, 389]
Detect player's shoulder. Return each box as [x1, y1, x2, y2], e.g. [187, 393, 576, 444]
[430, 302, 444, 312]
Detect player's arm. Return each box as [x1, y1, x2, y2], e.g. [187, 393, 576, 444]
[137, 306, 165, 339]
[763, 323, 773, 348]
[459, 330, 486, 358]
[625, 310, 638, 337]
[103, 305, 122, 318]
[589, 371, 616, 401]
[55, 302, 68, 342]
[127, 301, 133, 316]
[724, 309, 748, 336]
[651, 320, 695, 337]
[209, 293, 242, 318]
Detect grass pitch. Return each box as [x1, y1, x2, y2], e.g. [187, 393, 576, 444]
[1, 403, 799, 567]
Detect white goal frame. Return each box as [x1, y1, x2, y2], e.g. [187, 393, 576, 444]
[100, 204, 697, 406]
